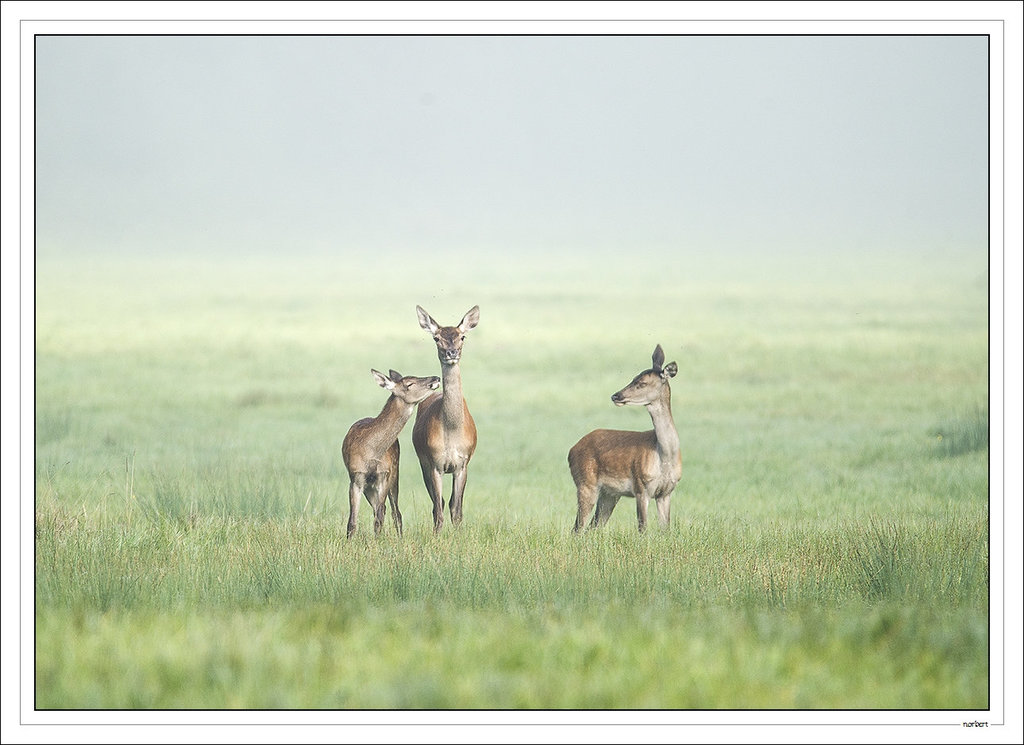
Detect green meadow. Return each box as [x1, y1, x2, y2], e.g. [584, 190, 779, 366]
[33, 244, 990, 710]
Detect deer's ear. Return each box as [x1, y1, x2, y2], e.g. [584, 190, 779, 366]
[388, 369, 403, 383]
[371, 369, 395, 389]
[416, 305, 439, 334]
[652, 344, 665, 372]
[458, 305, 480, 332]
[661, 361, 678, 379]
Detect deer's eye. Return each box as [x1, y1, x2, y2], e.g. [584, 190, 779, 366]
[460, 335, 465, 341]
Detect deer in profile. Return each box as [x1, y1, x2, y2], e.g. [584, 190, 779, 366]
[412, 305, 480, 533]
[342, 369, 440, 538]
[569, 344, 682, 533]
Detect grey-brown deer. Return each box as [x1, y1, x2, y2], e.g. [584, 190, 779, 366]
[342, 369, 440, 538]
[569, 344, 682, 533]
[412, 305, 480, 532]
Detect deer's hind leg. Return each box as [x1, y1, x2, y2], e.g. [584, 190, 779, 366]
[346, 473, 366, 539]
[573, 482, 598, 533]
[592, 491, 621, 528]
[367, 477, 388, 536]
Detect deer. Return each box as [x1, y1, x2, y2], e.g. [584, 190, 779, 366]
[411, 305, 480, 533]
[569, 344, 682, 533]
[342, 368, 440, 538]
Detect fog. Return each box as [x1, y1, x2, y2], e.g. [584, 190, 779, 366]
[34, 34, 988, 259]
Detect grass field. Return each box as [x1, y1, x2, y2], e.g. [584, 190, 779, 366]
[32, 243, 990, 712]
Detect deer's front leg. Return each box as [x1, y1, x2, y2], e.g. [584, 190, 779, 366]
[371, 480, 387, 536]
[635, 490, 652, 533]
[387, 472, 403, 537]
[420, 460, 446, 533]
[655, 493, 672, 528]
[449, 467, 469, 527]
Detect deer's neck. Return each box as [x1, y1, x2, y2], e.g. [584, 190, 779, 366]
[371, 395, 416, 451]
[646, 389, 679, 460]
[439, 362, 465, 427]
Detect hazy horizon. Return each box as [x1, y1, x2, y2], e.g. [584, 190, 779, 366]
[34, 34, 989, 263]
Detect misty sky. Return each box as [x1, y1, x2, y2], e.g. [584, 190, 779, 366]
[34, 34, 989, 258]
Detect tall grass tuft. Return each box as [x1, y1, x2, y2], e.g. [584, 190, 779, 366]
[850, 519, 904, 600]
[930, 403, 989, 457]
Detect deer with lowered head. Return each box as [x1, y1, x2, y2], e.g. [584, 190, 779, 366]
[569, 344, 682, 533]
[342, 368, 440, 538]
[412, 305, 480, 533]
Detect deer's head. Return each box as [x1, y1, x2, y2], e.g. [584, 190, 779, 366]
[416, 305, 480, 366]
[371, 368, 440, 404]
[611, 344, 678, 407]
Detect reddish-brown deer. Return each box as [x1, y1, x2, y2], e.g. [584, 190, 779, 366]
[342, 369, 440, 538]
[412, 305, 480, 532]
[569, 344, 681, 533]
